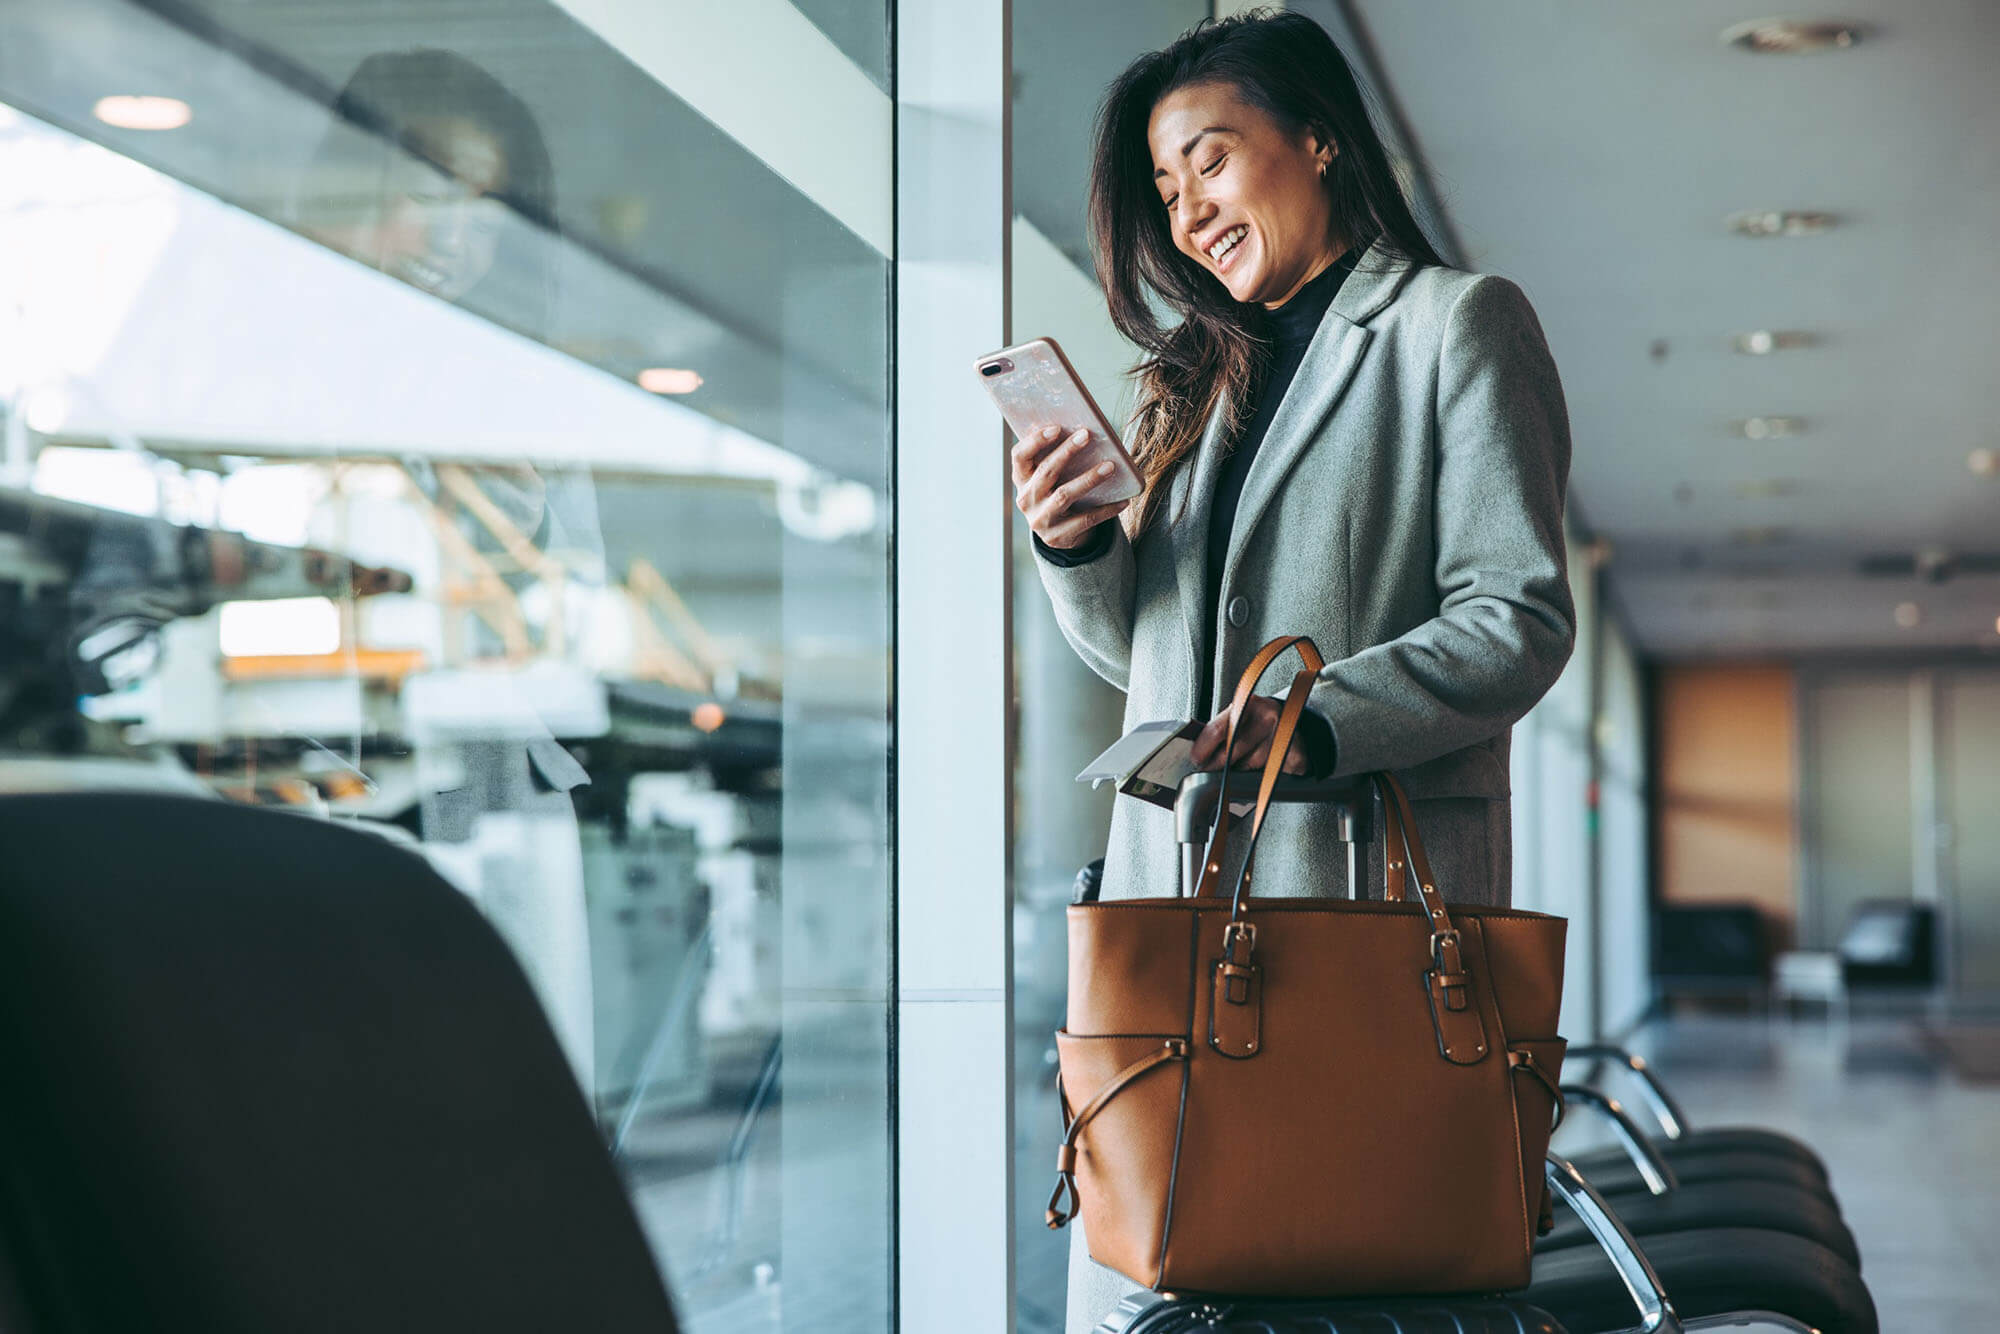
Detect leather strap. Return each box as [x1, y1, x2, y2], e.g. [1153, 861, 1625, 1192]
[1510, 1047, 1567, 1132]
[1193, 634, 1325, 899]
[1045, 1038, 1190, 1229]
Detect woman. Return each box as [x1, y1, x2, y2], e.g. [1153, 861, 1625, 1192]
[1011, 14, 1575, 1327]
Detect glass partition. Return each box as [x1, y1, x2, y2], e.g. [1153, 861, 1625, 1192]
[0, 2, 892, 1328]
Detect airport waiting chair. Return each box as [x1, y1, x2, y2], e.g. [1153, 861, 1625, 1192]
[0, 791, 684, 1334]
[1097, 1156, 1876, 1333]
[1569, 1043, 1829, 1176]
[1537, 1087, 1859, 1270]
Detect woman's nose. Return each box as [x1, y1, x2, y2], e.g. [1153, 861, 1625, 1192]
[1176, 190, 1213, 241]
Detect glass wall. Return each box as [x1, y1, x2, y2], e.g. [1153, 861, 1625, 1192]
[0, 1, 892, 1328]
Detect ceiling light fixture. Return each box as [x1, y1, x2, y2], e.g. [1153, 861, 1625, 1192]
[1730, 526, 1792, 547]
[1732, 330, 1819, 355]
[1727, 210, 1838, 238]
[1893, 601, 1923, 630]
[1734, 416, 1806, 440]
[1970, 447, 1999, 477]
[637, 367, 702, 395]
[92, 95, 193, 131]
[1722, 18, 1864, 54]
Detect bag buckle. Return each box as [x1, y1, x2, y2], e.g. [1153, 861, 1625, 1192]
[1221, 920, 1257, 969]
[1429, 927, 1463, 974]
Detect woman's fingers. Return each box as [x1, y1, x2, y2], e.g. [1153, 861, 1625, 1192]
[1012, 427, 1092, 513]
[1009, 425, 1066, 489]
[1040, 498, 1131, 549]
[1194, 697, 1275, 768]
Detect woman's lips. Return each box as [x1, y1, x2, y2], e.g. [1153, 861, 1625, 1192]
[1214, 226, 1250, 276]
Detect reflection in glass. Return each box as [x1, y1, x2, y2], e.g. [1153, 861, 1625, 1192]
[0, 1, 892, 1328]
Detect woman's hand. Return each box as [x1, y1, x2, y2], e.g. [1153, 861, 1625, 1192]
[1190, 695, 1309, 776]
[1011, 426, 1131, 548]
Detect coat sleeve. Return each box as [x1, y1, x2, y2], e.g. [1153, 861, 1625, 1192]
[1315, 275, 1576, 776]
[1032, 521, 1138, 693]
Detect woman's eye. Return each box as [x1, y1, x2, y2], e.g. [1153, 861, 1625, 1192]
[1200, 154, 1227, 176]
[1162, 193, 1178, 211]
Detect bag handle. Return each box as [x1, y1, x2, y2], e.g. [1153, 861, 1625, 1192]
[1190, 634, 1325, 899]
[1196, 635, 1471, 1002]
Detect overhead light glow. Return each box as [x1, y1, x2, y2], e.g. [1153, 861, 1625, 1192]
[219, 597, 341, 657]
[638, 367, 702, 395]
[1727, 210, 1837, 238]
[1734, 416, 1805, 440]
[1729, 526, 1792, 547]
[1722, 19, 1863, 54]
[1732, 330, 1819, 355]
[1732, 479, 1800, 499]
[23, 384, 71, 434]
[92, 95, 193, 131]
[691, 701, 726, 733]
[1970, 448, 1999, 477]
[1893, 601, 1923, 630]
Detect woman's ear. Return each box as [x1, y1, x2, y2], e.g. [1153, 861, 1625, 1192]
[1308, 125, 1338, 174]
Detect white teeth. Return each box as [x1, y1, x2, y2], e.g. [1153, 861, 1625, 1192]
[1208, 225, 1247, 262]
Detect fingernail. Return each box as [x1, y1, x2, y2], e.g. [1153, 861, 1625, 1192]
[1096, 462, 1113, 475]
[1072, 429, 1089, 442]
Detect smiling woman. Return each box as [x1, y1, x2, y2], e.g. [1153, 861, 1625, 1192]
[1017, 17, 1580, 1327]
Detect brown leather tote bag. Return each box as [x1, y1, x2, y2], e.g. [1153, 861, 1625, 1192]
[1047, 635, 1567, 1297]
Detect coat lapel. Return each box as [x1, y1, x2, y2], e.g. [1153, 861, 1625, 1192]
[1217, 241, 1414, 600]
[1169, 401, 1234, 673]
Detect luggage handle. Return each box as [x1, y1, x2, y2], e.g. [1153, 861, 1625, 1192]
[1190, 636, 1471, 1013]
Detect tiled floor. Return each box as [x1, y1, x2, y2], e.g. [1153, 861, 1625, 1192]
[1018, 1009, 2000, 1332]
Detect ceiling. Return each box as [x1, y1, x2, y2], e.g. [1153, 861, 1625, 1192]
[1342, 0, 2000, 658]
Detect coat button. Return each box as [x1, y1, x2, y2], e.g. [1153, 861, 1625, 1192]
[1227, 596, 1250, 627]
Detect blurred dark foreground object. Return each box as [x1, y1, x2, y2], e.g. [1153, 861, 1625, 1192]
[0, 792, 680, 1333]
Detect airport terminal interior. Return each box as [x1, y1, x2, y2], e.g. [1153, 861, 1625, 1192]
[0, 1, 1994, 1331]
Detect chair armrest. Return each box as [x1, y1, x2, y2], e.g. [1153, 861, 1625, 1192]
[1560, 1084, 1679, 1195]
[1544, 1154, 1685, 1334]
[1569, 1043, 1689, 1141]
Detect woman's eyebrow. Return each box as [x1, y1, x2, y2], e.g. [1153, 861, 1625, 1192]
[1153, 126, 1233, 178]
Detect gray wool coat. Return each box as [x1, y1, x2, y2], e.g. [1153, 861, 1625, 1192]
[1041, 241, 1575, 1332]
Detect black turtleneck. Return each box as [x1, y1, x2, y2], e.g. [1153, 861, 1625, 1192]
[1200, 247, 1359, 659]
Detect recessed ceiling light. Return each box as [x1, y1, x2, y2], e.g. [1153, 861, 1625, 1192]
[1970, 448, 1999, 477]
[1727, 210, 1838, 238]
[1732, 330, 1819, 355]
[1893, 601, 1923, 629]
[92, 95, 192, 131]
[1730, 525, 1792, 546]
[637, 367, 702, 395]
[1722, 18, 1864, 54]
[1733, 416, 1806, 440]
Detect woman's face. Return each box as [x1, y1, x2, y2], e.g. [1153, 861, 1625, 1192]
[1147, 82, 1338, 309]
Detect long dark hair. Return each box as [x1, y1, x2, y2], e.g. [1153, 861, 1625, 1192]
[1091, 10, 1444, 531]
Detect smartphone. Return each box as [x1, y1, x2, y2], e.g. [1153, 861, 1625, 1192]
[976, 338, 1143, 510]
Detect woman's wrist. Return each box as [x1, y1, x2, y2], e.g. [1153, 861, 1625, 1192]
[1032, 520, 1115, 567]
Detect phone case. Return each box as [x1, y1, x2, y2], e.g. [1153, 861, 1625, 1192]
[977, 338, 1142, 510]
